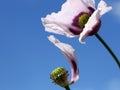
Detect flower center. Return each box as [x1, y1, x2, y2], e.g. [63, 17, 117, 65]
[70, 13, 91, 35]
[78, 13, 90, 28]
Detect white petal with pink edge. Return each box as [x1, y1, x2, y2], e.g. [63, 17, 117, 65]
[41, 0, 92, 37]
[48, 35, 79, 84]
[79, 0, 112, 44]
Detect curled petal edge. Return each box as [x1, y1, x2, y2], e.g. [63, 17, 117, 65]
[41, 18, 82, 38]
[79, 0, 112, 44]
[97, 0, 112, 16]
[48, 35, 79, 84]
[79, 9, 101, 44]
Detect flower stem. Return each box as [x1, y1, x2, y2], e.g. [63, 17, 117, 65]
[95, 33, 120, 69]
[64, 86, 71, 90]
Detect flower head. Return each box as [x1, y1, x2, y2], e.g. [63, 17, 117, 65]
[50, 67, 69, 88]
[41, 0, 112, 44]
[48, 35, 79, 84]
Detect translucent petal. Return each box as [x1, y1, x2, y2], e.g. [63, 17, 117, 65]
[79, 0, 112, 44]
[97, 0, 112, 16]
[41, 0, 91, 37]
[83, 0, 95, 9]
[79, 9, 101, 44]
[48, 35, 79, 84]
[41, 18, 81, 37]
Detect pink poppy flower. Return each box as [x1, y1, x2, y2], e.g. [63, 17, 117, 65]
[41, 0, 112, 44]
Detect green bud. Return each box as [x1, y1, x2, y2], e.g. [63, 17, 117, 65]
[50, 67, 69, 88]
[78, 13, 90, 28]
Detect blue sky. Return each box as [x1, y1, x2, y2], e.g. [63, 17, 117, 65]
[0, 0, 120, 90]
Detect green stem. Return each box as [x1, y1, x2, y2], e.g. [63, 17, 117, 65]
[95, 33, 120, 69]
[64, 86, 71, 90]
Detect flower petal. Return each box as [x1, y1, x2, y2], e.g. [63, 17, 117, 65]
[41, 18, 81, 37]
[48, 35, 79, 84]
[97, 0, 112, 16]
[41, 0, 92, 37]
[83, 0, 95, 9]
[79, 9, 101, 44]
[79, 0, 112, 44]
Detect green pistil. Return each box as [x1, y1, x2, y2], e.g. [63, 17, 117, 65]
[50, 67, 67, 79]
[78, 13, 90, 28]
[50, 67, 69, 88]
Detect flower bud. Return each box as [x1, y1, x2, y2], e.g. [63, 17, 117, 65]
[50, 67, 69, 88]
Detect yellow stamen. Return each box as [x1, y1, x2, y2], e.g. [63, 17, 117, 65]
[78, 13, 90, 28]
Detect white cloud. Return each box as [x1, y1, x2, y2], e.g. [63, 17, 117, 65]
[72, 78, 120, 90]
[112, 2, 120, 19]
[106, 78, 120, 90]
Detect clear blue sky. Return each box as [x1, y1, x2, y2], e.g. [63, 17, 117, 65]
[0, 0, 120, 90]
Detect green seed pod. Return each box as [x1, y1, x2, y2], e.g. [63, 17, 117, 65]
[78, 13, 90, 28]
[50, 67, 69, 88]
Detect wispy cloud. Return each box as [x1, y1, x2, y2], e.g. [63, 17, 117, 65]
[106, 78, 120, 90]
[112, 1, 120, 20]
[72, 78, 120, 90]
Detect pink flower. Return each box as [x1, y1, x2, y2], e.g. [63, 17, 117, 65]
[41, 0, 112, 84]
[41, 0, 112, 44]
[48, 35, 79, 84]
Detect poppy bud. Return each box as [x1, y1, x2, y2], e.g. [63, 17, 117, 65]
[50, 67, 70, 89]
